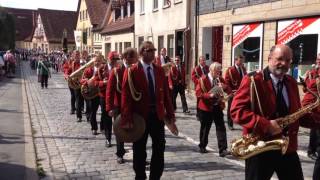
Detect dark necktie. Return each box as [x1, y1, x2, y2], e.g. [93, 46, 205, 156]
[147, 66, 156, 105]
[276, 80, 288, 118]
[238, 67, 243, 80]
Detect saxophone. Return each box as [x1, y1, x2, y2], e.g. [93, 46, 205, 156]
[230, 78, 320, 160]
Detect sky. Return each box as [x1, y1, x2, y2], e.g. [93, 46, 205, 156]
[0, 0, 78, 11]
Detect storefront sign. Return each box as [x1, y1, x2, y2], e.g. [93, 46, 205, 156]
[74, 30, 82, 47]
[232, 23, 264, 72]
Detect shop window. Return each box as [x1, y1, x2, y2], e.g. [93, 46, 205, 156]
[158, 36, 164, 55]
[138, 36, 144, 48]
[119, 42, 123, 54]
[124, 42, 131, 49]
[234, 37, 260, 72]
[115, 42, 118, 52]
[288, 34, 318, 65]
[167, 34, 174, 58]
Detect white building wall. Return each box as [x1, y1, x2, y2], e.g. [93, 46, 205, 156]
[135, 0, 187, 56]
[101, 32, 134, 57]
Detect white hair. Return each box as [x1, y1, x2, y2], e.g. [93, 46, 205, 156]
[209, 62, 222, 71]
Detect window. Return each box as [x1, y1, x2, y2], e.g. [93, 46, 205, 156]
[115, 9, 121, 20]
[115, 42, 118, 52]
[153, 0, 158, 10]
[124, 42, 131, 49]
[158, 36, 164, 55]
[105, 43, 111, 56]
[167, 34, 174, 58]
[86, 10, 88, 19]
[127, 1, 131, 17]
[121, 6, 124, 19]
[163, 0, 169, 6]
[119, 42, 123, 54]
[140, 0, 145, 14]
[138, 36, 144, 48]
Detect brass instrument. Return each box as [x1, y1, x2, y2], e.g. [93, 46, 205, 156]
[81, 75, 99, 100]
[67, 58, 95, 89]
[162, 62, 173, 76]
[230, 77, 320, 160]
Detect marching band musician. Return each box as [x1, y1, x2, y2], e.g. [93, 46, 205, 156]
[120, 41, 175, 180]
[231, 45, 320, 180]
[155, 48, 171, 66]
[224, 55, 247, 130]
[168, 56, 190, 113]
[80, 54, 103, 135]
[63, 55, 76, 115]
[80, 50, 90, 122]
[191, 56, 209, 120]
[106, 48, 138, 164]
[196, 62, 231, 156]
[68, 51, 82, 122]
[302, 53, 320, 180]
[98, 52, 119, 145]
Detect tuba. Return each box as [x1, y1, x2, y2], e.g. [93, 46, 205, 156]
[80, 75, 99, 100]
[68, 58, 95, 89]
[230, 77, 320, 160]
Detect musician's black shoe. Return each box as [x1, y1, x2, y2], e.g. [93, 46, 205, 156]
[105, 140, 112, 147]
[199, 148, 208, 154]
[183, 110, 191, 114]
[77, 118, 82, 122]
[308, 152, 318, 160]
[117, 157, 124, 164]
[219, 150, 231, 157]
[228, 126, 235, 131]
[92, 130, 98, 135]
[70, 110, 75, 115]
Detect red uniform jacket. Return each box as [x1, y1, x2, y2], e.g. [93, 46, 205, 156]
[191, 65, 209, 87]
[230, 67, 320, 153]
[120, 62, 175, 128]
[155, 55, 171, 66]
[224, 65, 247, 90]
[302, 75, 320, 112]
[168, 64, 186, 88]
[196, 75, 231, 112]
[106, 65, 125, 112]
[304, 68, 320, 82]
[96, 64, 110, 97]
[80, 67, 99, 86]
[63, 60, 71, 78]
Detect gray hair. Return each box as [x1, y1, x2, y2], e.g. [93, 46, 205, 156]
[209, 62, 222, 71]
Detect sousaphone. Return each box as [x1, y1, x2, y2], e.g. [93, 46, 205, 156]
[113, 113, 145, 143]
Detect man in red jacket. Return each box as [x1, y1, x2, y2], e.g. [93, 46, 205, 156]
[121, 41, 175, 180]
[224, 55, 247, 130]
[231, 44, 320, 180]
[168, 56, 190, 113]
[196, 62, 231, 156]
[106, 48, 137, 164]
[191, 56, 209, 119]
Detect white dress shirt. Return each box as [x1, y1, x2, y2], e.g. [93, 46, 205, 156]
[270, 73, 289, 107]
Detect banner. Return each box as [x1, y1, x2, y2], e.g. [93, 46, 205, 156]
[74, 30, 82, 47]
[277, 17, 319, 44]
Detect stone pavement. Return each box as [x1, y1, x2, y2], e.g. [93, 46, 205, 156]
[21, 61, 316, 180]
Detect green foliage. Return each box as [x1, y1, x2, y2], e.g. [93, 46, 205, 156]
[0, 8, 16, 51]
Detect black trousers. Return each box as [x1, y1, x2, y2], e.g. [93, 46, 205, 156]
[84, 99, 90, 121]
[40, 75, 48, 88]
[74, 89, 83, 119]
[308, 128, 320, 154]
[227, 97, 234, 128]
[89, 96, 100, 130]
[314, 148, 320, 180]
[198, 107, 228, 153]
[114, 111, 125, 158]
[133, 112, 165, 180]
[172, 84, 188, 112]
[245, 151, 303, 180]
[100, 97, 112, 140]
[69, 87, 76, 112]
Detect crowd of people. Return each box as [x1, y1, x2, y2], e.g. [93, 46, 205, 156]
[59, 42, 320, 180]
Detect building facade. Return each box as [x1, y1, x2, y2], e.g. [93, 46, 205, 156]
[76, 0, 108, 53]
[198, 0, 320, 80]
[135, 0, 191, 65]
[100, 0, 134, 57]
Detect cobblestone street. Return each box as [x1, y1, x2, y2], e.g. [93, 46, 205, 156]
[21, 61, 316, 180]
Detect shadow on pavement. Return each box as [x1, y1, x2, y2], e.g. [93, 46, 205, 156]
[0, 134, 25, 144]
[0, 162, 38, 180]
[164, 160, 244, 172]
[0, 109, 23, 113]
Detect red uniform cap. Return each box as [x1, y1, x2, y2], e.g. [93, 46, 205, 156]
[108, 51, 119, 60]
